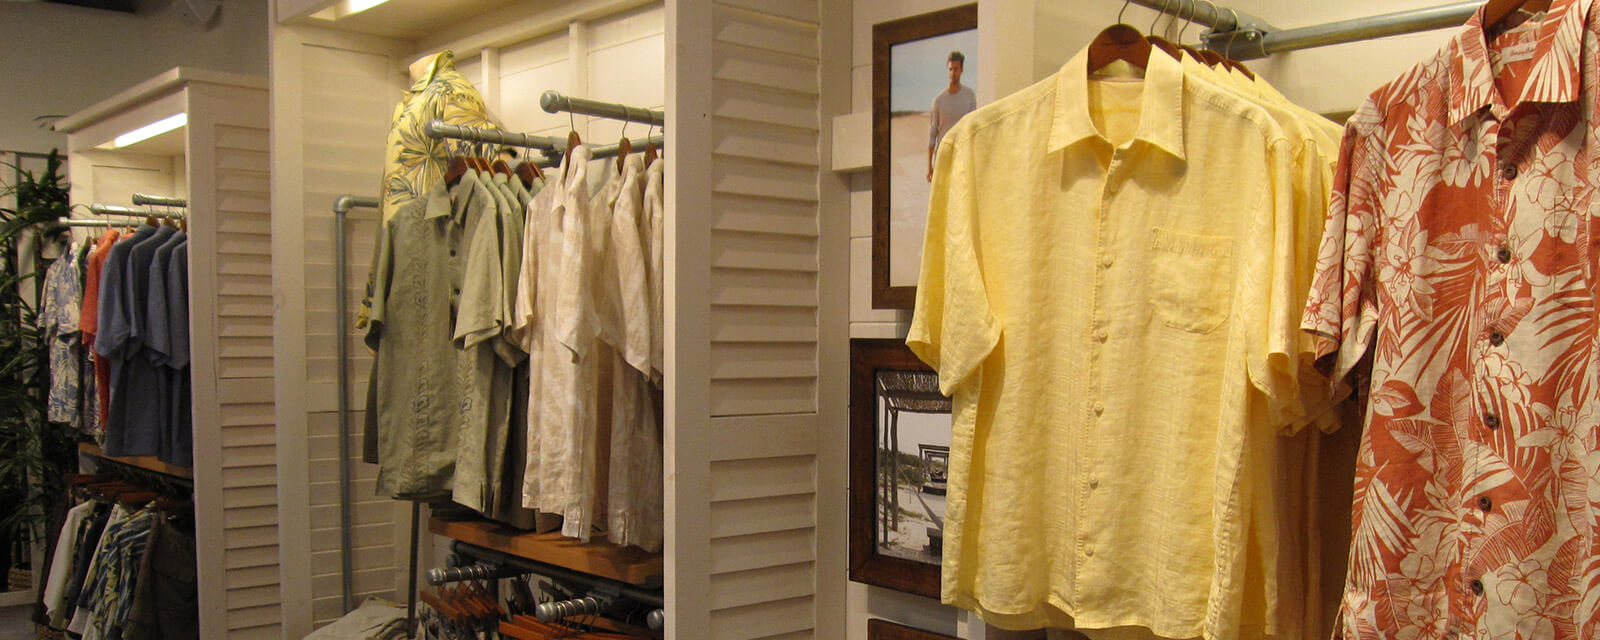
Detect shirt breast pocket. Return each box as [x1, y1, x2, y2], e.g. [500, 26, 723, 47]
[1148, 227, 1233, 334]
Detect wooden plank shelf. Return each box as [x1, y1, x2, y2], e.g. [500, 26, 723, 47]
[79, 442, 193, 480]
[429, 515, 663, 586]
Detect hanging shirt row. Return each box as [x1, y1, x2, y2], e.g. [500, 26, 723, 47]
[362, 51, 664, 553]
[910, 1, 1600, 639]
[41, 224, 193, 468]
[40, 496, 197, 640]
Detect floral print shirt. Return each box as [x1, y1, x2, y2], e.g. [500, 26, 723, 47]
[359, 50, 496, 328]
[40, 243, 83, 426]
[1303, 1, 1600, 638]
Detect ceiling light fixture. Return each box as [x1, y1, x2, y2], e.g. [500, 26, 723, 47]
[97, 113, 187, 150]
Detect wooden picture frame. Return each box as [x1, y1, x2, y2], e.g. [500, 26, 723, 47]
[868, 619, 961, 640]
[849, 338, 952, 599]
[872, 4, 979, 309]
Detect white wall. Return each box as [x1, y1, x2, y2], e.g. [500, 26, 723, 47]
[0, 0, 268, 154]
[842, 0, 1464, 637]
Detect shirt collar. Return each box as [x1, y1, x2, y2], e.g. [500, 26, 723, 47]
[420, 179, 455, 221]
[407, 50, 457, 94]
[1447, 0, 1591, 125]
[1048, 46, 1186, 160]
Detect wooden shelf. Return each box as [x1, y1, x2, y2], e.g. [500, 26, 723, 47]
[79, 443, 193, 480]
[429, 515, 662, 586]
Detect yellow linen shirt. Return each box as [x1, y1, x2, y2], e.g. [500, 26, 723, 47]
[907, 48, 1303, 638]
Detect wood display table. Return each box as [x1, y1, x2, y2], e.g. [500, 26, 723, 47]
[429, 515, 663, 586]
[79, 442, 193, 480]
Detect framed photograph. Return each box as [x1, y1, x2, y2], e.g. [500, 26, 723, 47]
[849, 338, 953, 598]
[868, 619, 960, 640]
[872, 4, 980, 309]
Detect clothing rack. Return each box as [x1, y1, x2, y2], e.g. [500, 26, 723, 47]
[85, 204, 185, 220]
[331, 194, 380, 617]
[540, 90, 664, 127]
[536, 134, 666, 168]
[1127, 0, 1479, 60]
[448, 540, 665, 629]
[58, 220, 123, 228]
[130, 193, 187, 208]
[423, 120, 564, 152]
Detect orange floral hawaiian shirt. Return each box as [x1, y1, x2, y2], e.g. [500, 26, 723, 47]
[1303, 1, 1600, 638]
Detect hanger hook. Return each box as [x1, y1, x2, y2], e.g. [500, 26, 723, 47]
[1117, 0, 1132, 24]
[1150, 0, 1168, 35]
[1225, 7, 1246, 58]
[621, 106, 630, 139]
[1179, 0, 1195, 44]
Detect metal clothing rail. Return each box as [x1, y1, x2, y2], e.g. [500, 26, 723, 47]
[424, 120, 564, 151]
[1127, 0, 1479, 60]
[331, 194, 380, 617]
[448, 540, 665, 629]
[536, 134, 666, 168]
[131, 193, 188, 208]
[540, 90, 664, 127]
[87, 204, 185, 219]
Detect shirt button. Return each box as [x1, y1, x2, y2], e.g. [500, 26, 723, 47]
[1100, 255, 1114, 268]
[1502, 165, 1518, 180]
[1496, 246, 1512, 263]
[1092, 401, 1105, 415]
[1489, 331, 1505, 346]
[1084, 545, 1095, 557]
[1484, 413, 1500, 429]
[1479, 496, 1492, 512]
[1470, 579, 1484, 595]
[1088, 475, 1100, 489]
[1093, 328, 1108, 342]
[450, 249, 457, 257]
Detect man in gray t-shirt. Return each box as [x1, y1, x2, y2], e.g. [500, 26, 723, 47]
[928, 49, 977, 181]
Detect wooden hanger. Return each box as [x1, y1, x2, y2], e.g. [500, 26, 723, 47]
[1087, 23, 1151, 73]
[515, 159, 543, 187]
[615, 137, 633, 173]
[562, 129, 582, 182]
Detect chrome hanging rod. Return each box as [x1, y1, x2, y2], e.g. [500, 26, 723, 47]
[131, 193, 187, 208]
[331, 194, 380, 617]
[59, 220, 123, 227]
[1127, 0, 1478, 60]
[536, 135, 666, 169]
[424, 120, 564, 151]
[87, 204, 185, 219]
[540, 90, 664, 127]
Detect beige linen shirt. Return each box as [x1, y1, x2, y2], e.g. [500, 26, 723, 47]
[908, 48, 1306, 638]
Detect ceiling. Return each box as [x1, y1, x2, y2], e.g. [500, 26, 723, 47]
[305, 0, 524, 39]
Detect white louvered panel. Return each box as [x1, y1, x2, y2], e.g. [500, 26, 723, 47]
[708, 414, 819, 461]
[711, 493, 814, 539]
[312, 544, 396, 574]
[227, 545, 280, 570]
[711, 342, 818, 380]
[711, 305, 817, 344]
[221, 403, 275, 426]
[710, 529, 815, 575]
[710, 456, 815, 502]
[225, 484, 280, 509]
[711, 562, 815, 611]
[217, 252, 272, 277]
[220, 339, 274, 360]
[218, 233, 272, 256]
[709, 377, 815, 416]
[226, 525, 280, 549]
[216, 125, 270, 151]
[313, 567, 405, 596]
[219, 274, 273, 297]
[712, 193, 817, 236]
[222, 425, 278, 448]
[218, 294, 274, 318]
[219, 315, 273, 338]
[712, 4, 819, 59]
[229, 584, 283, 609]
[226, 603, 281, 629]
[714, 0, 819, 26]
[713, 43, 820, 96]
[227, 564, 282, 590]
[227, 504, 281, 529]
[712, 81, 819, 131]
[217, 190, 272, 213]
[712, 121, 820, 168]
[712, 267, 816, 304]
[308, 477, 379, 507]
[311, 522, 396, 551]
[226, 624, 282, 640]
[709, 596, 815, 639]
[215, 147, 270, 172]
[311, 501, 398, 530]
[711, 159, 820, 204]
[223, 464, 277, 488]
[712, 233, 818, 273]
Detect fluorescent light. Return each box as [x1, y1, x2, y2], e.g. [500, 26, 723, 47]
[99, 113, 187, 150]
[345, 0, 391, 14]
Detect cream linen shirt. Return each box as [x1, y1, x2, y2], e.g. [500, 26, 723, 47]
[908, 48, 1304, 638]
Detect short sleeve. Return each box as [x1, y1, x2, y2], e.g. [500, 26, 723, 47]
[454, 186, 506, 349]
[1301, 117, 1382, 389]
[906, 136, 1000, 396]
[363, 219, 397, 352]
